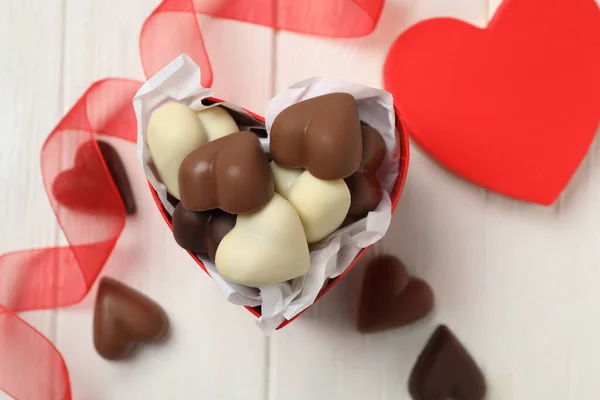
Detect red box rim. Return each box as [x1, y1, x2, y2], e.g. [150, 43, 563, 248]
[148, 97, 410, 330]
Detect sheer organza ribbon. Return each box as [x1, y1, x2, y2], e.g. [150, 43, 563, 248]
[0, 0, 384, 398]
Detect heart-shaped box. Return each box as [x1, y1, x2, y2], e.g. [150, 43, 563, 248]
[148, 98, 409, 330]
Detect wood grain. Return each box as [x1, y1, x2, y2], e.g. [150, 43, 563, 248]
[0, 0, 65, 361]
[52, 2, 273, 399]
[271, 1, 488, 399]
[2, 0, 600, 399]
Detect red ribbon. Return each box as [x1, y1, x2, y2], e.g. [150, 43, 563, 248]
[0, 1, 384, 398]
[140, 0, 385, 87]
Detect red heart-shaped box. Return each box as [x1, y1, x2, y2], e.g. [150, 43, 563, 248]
[149, 98, 409, 329]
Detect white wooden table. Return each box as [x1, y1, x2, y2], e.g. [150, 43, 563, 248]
[1, 0, 599, 399]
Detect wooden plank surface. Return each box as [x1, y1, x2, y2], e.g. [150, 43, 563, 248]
[53, 2, 273, 399]
[1, 0, 600, 399]
[271, 3, 490, 399]
[0, 0, 65, 378]
[481, 1, 600, 399]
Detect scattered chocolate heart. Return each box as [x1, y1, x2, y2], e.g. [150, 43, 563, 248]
[178, 131, 274, 214]
[94, 277, 169, 360]
[409, 325, 486, 400]
[96, 141, 136, 214]
[270, 93, 363, 180]
[172, 203, 236, 260]
[52, 141, 130, 214]
[345, 122, 386, 217]
[358, 255, 434, 333]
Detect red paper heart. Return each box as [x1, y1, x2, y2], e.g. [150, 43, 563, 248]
[384, 0, 600, 204]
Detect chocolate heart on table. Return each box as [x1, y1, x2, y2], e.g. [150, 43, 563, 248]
[345, 123, 386, 218]
[179, 131, 274, 214]
[270, 93, 363, 180]
[172, 203, 236, 261]
[409, 325, 486, 400]
[215, 194, 310, 287]
[270, 162, 350, 244]
[52, 141, 130, 214]
[384, 0, 600, 204]
[96, 141, 136, 215]
[94, 277, 169, 360]
[358, 255, 434, 333]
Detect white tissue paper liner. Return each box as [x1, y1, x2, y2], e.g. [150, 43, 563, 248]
[134, 54, 399, 334]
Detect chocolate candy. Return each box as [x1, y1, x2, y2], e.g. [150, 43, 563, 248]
[409, 325, 486, 400]
[178, 131, 274, 214]
[341, 215, 359, 228]
[270, 93, 363, 180]
[345, 123, 386, 217]
[97, 141, 136, 215]
[215, 194, 310, 287]
[147, 102, 207, 199]
[94, 277, 169, 360]
[358, 256, 434, 333]
[53, 141, 131, 214]
[196, 106, 239, 142]
[270, 162, 350, 243]
[172, 203, 236, 260]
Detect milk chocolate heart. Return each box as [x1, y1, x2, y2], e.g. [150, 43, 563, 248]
[270, 162, 350, 243]
[147, 102, 207, 199]
[215, 194, 310, 287]
[358, 256, 434, 333]
[270, 93, 363, 180]
[179, 131, 274, 214]
[172, 203, 236, 261]
[345, 123, 386, 217]
[409, 325, 486, 400]
[94, 277, 169, 360]
[52, 141, 130, 214]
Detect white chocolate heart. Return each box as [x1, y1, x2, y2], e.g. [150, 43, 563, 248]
[215, 194, 310, 287]
[196, 106, 239, 142]
[270, 161, 303, 197]
[270, 162, 351, 243]
[147, 102, 207, 199]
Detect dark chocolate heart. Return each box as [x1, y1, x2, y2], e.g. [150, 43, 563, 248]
[270, 93, 363, 180]
[52, 141, 135, 214]
[178, 131, 274, 214]
[96, 141, 136, 214]
[172, 203, 236, 260]
[358, 255, 434, 333]
[94, 277, 169, 360]
[409, 325, 486, 400]
[345, 123, 386, 217]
